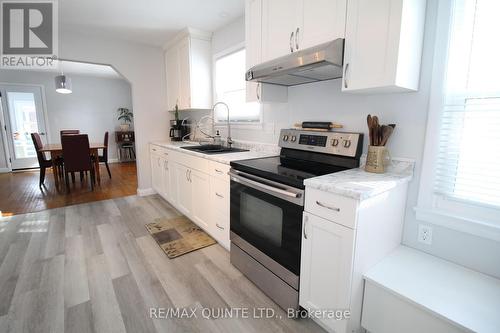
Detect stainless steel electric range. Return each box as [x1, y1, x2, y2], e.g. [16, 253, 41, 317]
[229, 129, 364, 311]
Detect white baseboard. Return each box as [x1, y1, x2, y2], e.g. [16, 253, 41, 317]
[137, 188, 156, 196]
[0, 167, 10, 173]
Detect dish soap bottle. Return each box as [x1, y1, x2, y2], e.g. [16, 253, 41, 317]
[213, 130, 222, 146]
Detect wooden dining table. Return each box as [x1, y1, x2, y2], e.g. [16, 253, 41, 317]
[39, 143, 106, 188]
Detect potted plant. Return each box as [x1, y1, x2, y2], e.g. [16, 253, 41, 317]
[118, 107, 133, 131]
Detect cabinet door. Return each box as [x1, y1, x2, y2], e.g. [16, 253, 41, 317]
[150, 153, 163, 195]
[167, 160, 178, 206]
[342, 0, 425, 92]
[298, 0, 347, 50]
[165, 47, 180, 110]
[190, 169, 212, 231]
[342, 0, 393, 92]
[162, 158, 171, 202]
[246, 0, 262, 103]
[178, 38, 191, 109]
[209, 176, 230, 249]
[261, 0, 299, 62]
[300, 212, 355, 332]
[174, 163, 192, 216]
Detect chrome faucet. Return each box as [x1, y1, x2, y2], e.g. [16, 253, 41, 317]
[212, 102, 233, 149]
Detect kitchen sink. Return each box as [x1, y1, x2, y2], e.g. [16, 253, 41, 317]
[180, 145, 249, 155]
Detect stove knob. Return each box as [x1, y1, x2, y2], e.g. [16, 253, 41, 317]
[343, 140, 351, 148]
[282, 135, 289, 141]
[331, 138, 339, 146]
[291, 135, 297, 142]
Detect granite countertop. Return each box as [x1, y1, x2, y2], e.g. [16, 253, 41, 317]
[304, 158, 415, 201]
[150, 140, 279, 165]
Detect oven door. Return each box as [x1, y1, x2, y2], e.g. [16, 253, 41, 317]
[229, 169, 304, 278]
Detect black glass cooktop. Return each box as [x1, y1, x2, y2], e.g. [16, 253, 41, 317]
[230, 156, 349, 189]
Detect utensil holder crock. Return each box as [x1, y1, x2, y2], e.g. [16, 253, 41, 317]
[365, 145, 390, 173]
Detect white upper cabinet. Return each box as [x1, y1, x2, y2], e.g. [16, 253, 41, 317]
[342, 0, 427, 93]
[260, 0, 346, 62]
[165, 28, 212, 110]
[261, 0, 300, 62]
[298, 0, 347, 49]
[246, 0, 262, 102]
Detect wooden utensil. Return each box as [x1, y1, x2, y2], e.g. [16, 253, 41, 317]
[372, 116, 380, 146]
[380, 125, 394, 146]
[367, 115, 373, 146]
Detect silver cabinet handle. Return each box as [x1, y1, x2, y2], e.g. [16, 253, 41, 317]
[188, 170, 192, 183]
[186, 169, 189, 181]
[295, 27, 300, 50]
[215, 169, 223, 174]
[303, 215, 308, 239]
[316, 200, 340, 212]
[216, 223, 224, 230]
[157, 157, 161, 167]
[289, 31, 295, 53]
[215, 192, 224, 198]
[256, 82, 260, 100]
[152, 148, 157, 151]
[344, 63, 349, 89]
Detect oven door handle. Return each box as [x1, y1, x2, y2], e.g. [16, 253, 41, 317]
[229, 170, 304, 204]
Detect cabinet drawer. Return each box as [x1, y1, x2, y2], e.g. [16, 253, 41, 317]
[305, 188, 358, 229]
[176, 152, 210, 173]
[210, 177, 230, 216]
[208, 161, 231, 181]
[150, 144, 168, 156]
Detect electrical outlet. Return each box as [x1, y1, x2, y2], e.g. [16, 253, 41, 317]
[418, 224, 433, 245]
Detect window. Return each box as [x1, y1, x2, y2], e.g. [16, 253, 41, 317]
[416, 0, 500, 239]
[213, 48, 261, 123]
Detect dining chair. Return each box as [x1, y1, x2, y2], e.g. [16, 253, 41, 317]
[98, 131, 111, 178]
[31, 133, 62, 188]
[60, 129, 80, 138]
[60, 130, 80, 182]
[61, 134, 95, 192]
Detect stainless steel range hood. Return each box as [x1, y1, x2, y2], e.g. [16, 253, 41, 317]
[245, 38, 344, 86]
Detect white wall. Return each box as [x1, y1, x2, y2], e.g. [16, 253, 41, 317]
[200, 5, 500, 278]
[59, 30, 169, 193]
[0, 70, 132, 161]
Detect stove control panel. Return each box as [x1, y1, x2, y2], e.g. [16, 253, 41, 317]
[279, 129, 363, 158]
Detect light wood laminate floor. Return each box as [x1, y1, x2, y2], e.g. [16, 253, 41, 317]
[0, 162, 137, 217]
[0, 194, 324, 333]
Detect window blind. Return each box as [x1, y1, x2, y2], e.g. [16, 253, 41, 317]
[434, 0, 500, 207]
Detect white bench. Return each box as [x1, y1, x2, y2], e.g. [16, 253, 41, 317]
[362, 246, 500, 333]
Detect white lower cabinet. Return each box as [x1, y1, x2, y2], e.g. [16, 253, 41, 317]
[150, 152, 163, 195]
[174, 163, 192, 216]
[300, 212, 355, 333]
[150, 144, 230, 250]
[300, 183, 409, 333]
[209, 176, 230, 249]
[190, 169, 211, 231]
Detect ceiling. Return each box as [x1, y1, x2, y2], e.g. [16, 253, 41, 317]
[23, 60, 123, 79]
[59, 0, 245, 47]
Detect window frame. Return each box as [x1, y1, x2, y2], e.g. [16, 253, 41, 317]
[212, 42, 263, 128]
[415, 0, 500, 242]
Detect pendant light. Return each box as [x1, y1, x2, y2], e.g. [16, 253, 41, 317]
[55, 61, 72, 94]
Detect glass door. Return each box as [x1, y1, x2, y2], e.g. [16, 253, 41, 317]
[0, 85, 47, 170]
[230, 175, 304, 275]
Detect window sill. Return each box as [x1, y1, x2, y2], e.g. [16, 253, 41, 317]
[414, 206, 500, 242]
[214, 122, 263, 130]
